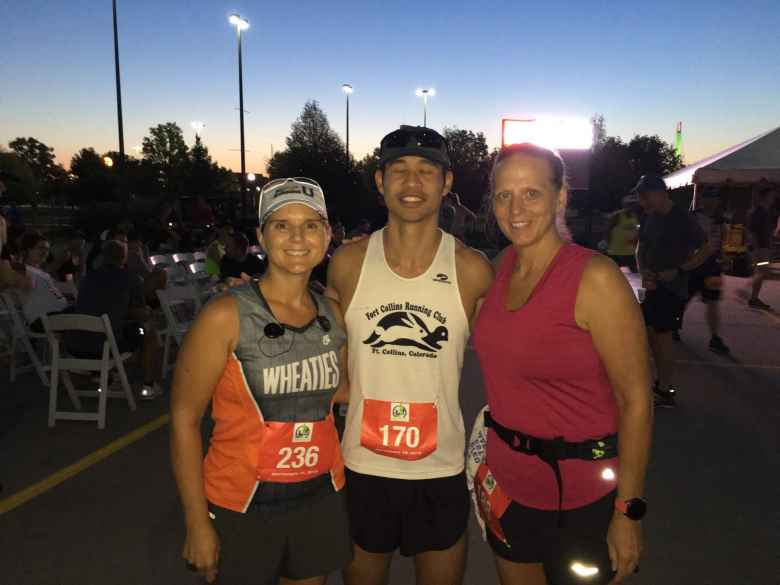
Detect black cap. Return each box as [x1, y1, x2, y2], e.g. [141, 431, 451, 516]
[379, 125, 451, 170]
[631, 175, 667, 194]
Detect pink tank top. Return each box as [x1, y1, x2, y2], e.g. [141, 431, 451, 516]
[473, 244, 619, 510]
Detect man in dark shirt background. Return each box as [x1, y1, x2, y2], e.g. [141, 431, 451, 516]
[635, 175, 708, 408]
[747, 188, 777, 310]
[67, 240, 162, 399]
[219, 232, 265, 282]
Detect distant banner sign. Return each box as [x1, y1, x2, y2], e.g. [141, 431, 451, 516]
[501, 117, 593, 190]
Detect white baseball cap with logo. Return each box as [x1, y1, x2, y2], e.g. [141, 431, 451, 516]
[258, 177, 328, 225]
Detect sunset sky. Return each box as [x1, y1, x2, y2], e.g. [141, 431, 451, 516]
[2, 0, 779, 174]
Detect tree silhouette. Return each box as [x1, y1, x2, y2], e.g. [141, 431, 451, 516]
[69, 147, 117, 204]
[589, 116, 684, 209]
[0, 151, 38, 203]
[443, 127, 494, 212]
[183, 135, 232, 197]
[142, 122, 189, 193]
[268, 101, 363, 225]
[8, 137, 67, 203]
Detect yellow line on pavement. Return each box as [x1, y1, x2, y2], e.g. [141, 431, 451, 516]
[0, 413, 170, 516]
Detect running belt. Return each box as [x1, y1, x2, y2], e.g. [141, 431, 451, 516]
[484, 410, 618, 518]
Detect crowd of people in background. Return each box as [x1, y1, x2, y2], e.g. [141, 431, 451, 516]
[1, 131, 778, 585]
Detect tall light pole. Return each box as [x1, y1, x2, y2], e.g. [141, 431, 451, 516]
[341, 84, 353, 161]
[191, 121, 205, 139]
[229, 14, 249, 219]
[112, 0, 125, 201]
[415, 88, 435, 127]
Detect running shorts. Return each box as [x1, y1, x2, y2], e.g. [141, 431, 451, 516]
[642, 287, 685, 332]
[487, 490, 617, 585]
[345, 468, 469, 557]
[207, 488, 352, 585]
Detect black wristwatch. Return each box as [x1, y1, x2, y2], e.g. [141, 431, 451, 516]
[615, 497, 647, 520]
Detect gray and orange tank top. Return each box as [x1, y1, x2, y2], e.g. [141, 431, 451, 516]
[342, 229, 470, 479]
[203, 282, 346, 514]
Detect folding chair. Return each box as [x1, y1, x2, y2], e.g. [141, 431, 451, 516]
[247, 245, 266, 261]
[41, 313, 136, 429]
[172, 252, 195, 265]
[149, 254, 173, 268]
[150, 254, 187, 285]
[185, 261, 211, 285]
[156, 285, 202, 378]
[0, 291, 50, 386]
[193, 251, 207, 262]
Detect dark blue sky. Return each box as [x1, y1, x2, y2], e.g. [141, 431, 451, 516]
[2, 0, 779, 172]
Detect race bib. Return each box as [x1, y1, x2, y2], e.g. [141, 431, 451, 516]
[474, 463, 512, 545]
[256, 417, 342, 484]
[360, 399, 437, 461]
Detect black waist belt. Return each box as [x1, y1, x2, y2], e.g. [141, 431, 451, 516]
[484, 410, 618, 515]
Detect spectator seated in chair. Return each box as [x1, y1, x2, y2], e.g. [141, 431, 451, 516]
[66, 240, 163, 399]
[219, 232, 266, 282]
[18, 232, 70, 331]
[126, 232, 167, 307]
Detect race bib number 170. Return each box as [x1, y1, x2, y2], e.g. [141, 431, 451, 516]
[360, 399, 437, 461]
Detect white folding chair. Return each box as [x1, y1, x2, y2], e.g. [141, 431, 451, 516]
[247, 245, 266, 261]
[172, 252, 195, 265]
[193, 251, 207, 262]
[0, 291, 50, 386]
[41, 313, 135, 429]
[156, 285, 202, 378]
[150, 254, 188, 285]
[186, 261, 212, 286]
[149, 254, 173, 268]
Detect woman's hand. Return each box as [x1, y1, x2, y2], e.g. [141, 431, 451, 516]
[183, 520, 220, 583]
[606, 513, 642, 584]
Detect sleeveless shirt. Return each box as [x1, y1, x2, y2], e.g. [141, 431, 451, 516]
[473, 244, 619, 510]
[342, 229, 470, 479]
[203, 283, 346, 514]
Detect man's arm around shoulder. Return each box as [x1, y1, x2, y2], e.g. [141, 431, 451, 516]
[325, 238, 370, 308]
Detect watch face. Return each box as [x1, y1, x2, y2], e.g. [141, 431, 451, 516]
[626, 498, 647, 520]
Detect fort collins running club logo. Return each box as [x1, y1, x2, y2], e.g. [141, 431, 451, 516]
[390, 402, 410, 422]
[293, 423, 313, 443]
[363, 311, 448, 353]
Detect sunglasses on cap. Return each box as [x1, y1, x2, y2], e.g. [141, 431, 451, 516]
[380, 127, 449, 151]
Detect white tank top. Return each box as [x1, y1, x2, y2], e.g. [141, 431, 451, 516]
[342, 229, 469, 479]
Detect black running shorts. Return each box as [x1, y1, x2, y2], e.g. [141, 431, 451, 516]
[345, 468, 469, 557]
[487, 490, 617, 585]
[687, 257, 722, 303]
[207, 488, 352, 585]
[642, 287, 685, 332]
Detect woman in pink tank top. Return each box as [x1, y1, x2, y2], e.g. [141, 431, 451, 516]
[472, 144, 652, 585]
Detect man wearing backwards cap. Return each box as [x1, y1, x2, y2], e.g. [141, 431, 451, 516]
[172, 177, 353, 585]
[327, 126, 493, 585]
[634, 175, 708, 409]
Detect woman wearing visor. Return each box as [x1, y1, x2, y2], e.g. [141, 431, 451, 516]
[171, 178, 352, 584]
[472, 144, 652, 585]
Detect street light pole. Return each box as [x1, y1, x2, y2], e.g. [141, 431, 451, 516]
[229, 14, 249, 220]
[415, 88, 435, 127]
[112, 0, 125, 200]
[342, 84, 353, 161]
